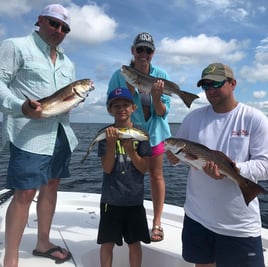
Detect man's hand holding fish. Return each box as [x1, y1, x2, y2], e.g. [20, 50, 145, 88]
[203, 161, 226, 180]
[22, 99, 42, 118]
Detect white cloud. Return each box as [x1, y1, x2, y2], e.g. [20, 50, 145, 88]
[253, 90, 267, 99]
[157, 34, 246, 65]
[240, 37, 268, 83]
[167, 91, 209, 123]
[0, 0, 32, 16]
[194, 0, 258, 23]
[258, 6, 266, 14]
[68, 3, 118, 44]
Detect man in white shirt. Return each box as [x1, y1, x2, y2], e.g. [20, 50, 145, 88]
[167, 63, 268, 267]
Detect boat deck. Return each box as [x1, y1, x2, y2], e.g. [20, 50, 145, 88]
[0, 190, 268, 266]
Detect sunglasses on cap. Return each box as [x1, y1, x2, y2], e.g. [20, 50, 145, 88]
[135, 46, 154, 55]
[46, 18, 70, 34]
[201, 80, 226, 91]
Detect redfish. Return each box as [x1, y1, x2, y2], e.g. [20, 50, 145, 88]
[24, 79, 94, 118]
[165, 137, 267, 206]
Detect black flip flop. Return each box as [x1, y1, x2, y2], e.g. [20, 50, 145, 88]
[32, 246, 72, 264]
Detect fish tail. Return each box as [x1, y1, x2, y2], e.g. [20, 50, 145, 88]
[239, 179, 267, 206]
[179, 90, 199, 108]
[80, 143, 95, 163]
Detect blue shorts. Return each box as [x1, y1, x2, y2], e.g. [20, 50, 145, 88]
[97, 203, 151, 246]
[182, 214, 265, 267]
[6, 124, 71, 190]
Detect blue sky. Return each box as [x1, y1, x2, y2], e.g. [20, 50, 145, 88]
[1, 0, 268, 123]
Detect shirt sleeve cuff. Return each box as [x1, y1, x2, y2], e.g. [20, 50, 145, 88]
[2, 97, 25, 116]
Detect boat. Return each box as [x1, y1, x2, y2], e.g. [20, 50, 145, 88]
[0, 189, 268, 267]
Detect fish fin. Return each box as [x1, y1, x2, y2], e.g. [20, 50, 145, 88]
[184, 152, 199, 160]
[126, 82, 135, 92]
[62, 93, 76, 102]
[178, 90, 199, 108]
[239, 179, 267, 206]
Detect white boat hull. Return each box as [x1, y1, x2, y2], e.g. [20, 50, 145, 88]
[0, 190, 268, 266]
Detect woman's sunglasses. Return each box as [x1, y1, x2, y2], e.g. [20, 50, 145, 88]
[47, 18, 71, 34]
[135, 46, 154, 55]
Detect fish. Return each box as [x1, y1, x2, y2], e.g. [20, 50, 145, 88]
[81, 126, 149, 163]
[120, 65, 199, 108]
[164, 137, 267, 206]
[24, 79, 95, 118]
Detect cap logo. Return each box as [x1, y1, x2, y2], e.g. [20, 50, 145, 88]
[138, 33, 153, 42]
[115, 88, 123, 96]
[204, 65, 216, 75]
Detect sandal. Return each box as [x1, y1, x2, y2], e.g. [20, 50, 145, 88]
[150, 225, 164, 242]
[32, 246, 72, 264]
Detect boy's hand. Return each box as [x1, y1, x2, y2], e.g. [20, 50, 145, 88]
[105, 127, 118, 144]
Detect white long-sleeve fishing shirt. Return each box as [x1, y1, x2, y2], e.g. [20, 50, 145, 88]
[176, 103, 268, 237]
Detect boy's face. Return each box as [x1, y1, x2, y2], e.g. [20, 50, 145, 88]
[108, 99, 136, 122]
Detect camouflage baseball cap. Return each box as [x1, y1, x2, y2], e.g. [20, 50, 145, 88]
[197, 63, 234, 87]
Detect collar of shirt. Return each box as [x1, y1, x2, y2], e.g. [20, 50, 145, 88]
[32, 31, 65, 55]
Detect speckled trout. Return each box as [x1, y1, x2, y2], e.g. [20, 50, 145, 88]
[120, 65, 199, 108]
[81, 126, 149, 163]
[164, 137, 267, 206]
[25, 79, 95, 118]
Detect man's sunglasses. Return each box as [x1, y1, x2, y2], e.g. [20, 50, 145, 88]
[47, 18, 71, 34]
[201, 80, 226, 91]
[135, 46, 154, 55]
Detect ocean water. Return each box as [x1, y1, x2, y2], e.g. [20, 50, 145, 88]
[1, 122, 268, 228]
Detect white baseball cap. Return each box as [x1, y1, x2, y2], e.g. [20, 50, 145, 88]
[35, 4, 70, 28]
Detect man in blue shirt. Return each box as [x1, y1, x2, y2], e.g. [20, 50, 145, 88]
[0, 4, 77, 266]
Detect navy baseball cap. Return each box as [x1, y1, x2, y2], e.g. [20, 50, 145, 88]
[107, 88, 134, 107]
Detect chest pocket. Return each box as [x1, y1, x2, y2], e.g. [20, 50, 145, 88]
[228, 136, 250, 162]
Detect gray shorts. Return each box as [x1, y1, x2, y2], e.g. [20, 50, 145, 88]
[6, 124, 71, 190]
